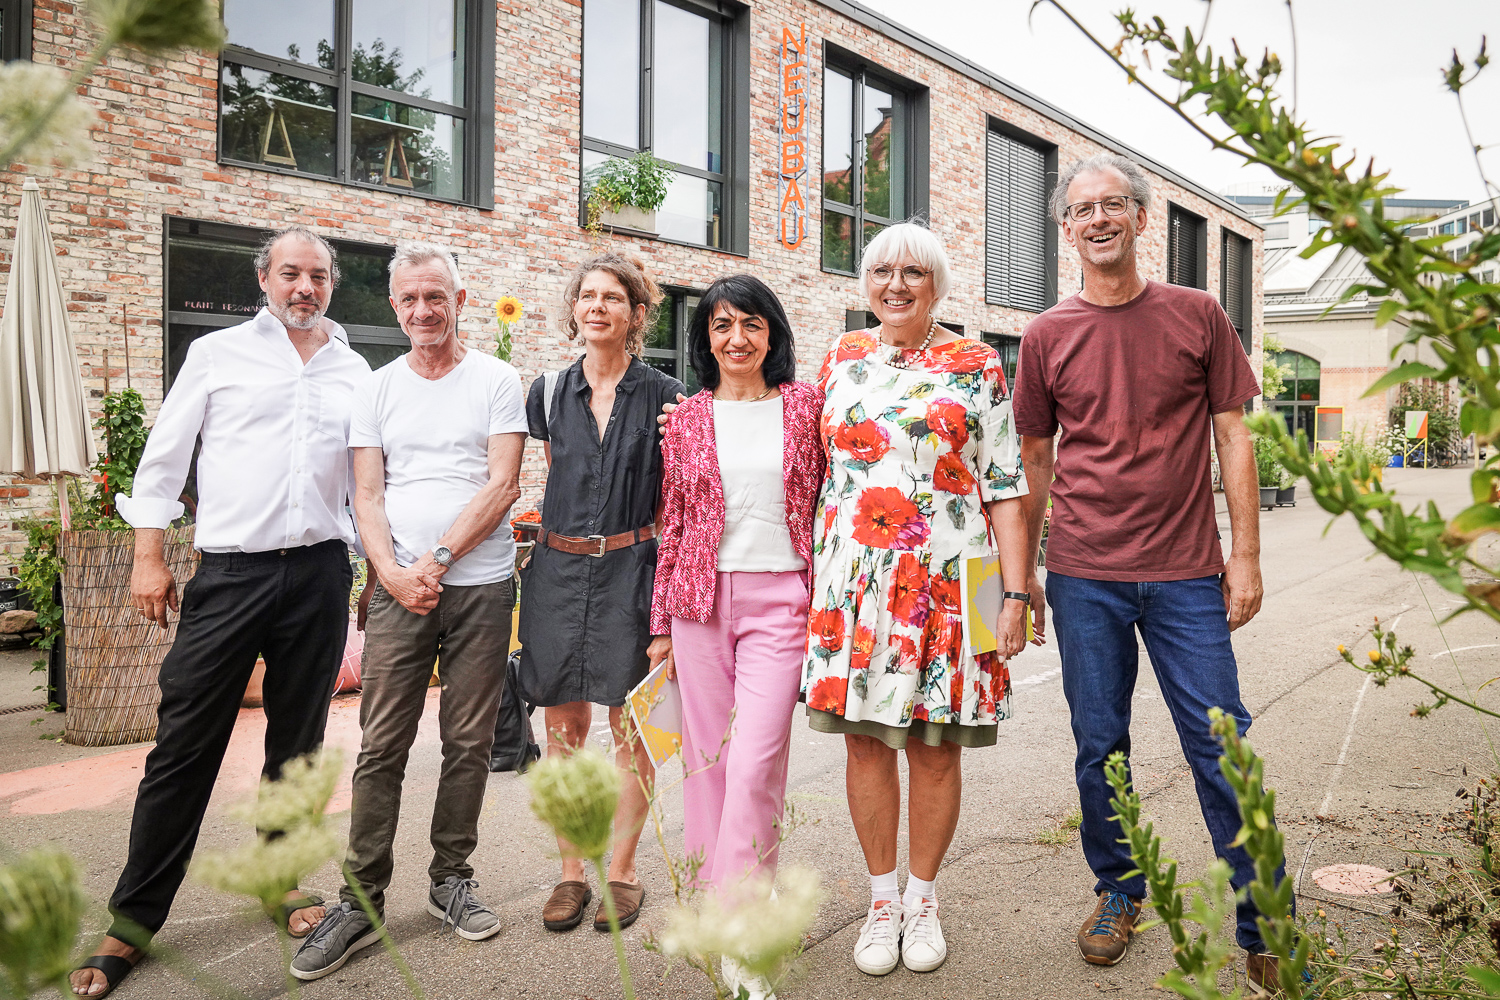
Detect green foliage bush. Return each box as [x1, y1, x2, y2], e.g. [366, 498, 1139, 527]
[587, 152, 673, 215]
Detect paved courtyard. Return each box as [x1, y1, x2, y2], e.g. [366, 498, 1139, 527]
[1, 466, 1496, 999]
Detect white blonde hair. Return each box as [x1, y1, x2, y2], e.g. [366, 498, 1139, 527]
[860, 222, 953, 305]
[388, 241, 465, 295]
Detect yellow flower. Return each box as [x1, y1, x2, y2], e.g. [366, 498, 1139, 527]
[496, 296, 524, 323]
[1368, 650, 1382, 663]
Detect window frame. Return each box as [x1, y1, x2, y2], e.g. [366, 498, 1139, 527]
[216, 0, 495, 209]
[981, 332, 1021, 384]
[161, 214, 409, 387]
[984, 118, 1057, 313]
[820, 42, 929, 276]
[1220, 228, 1252, 353]
[642, 286, 705, 391]
[1167, 203, 1208, 290]
[577, 0, 750, 255]
[0, 0, 31, 62]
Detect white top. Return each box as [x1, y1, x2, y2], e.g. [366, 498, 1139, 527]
[117, 309, 371, 553]
[713, 395, 805, 573]
[348, 350, 528, 586]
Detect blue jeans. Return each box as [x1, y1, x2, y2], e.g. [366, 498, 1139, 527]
[1046, 571, 1286, 952]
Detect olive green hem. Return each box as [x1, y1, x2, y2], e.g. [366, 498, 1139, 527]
[806, 707, 998, 749]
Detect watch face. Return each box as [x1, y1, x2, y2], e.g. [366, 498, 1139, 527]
[434, 546, 453, 565]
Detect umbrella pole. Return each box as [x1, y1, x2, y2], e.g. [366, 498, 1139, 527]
[55, 476, 71, 531]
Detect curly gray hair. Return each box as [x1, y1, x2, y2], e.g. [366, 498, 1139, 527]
[1050, 153, 1153, 224]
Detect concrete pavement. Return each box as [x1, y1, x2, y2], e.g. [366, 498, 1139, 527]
[1, 467, 1496, 998]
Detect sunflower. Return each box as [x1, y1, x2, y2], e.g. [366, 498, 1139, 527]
[495, 296, 524, 323]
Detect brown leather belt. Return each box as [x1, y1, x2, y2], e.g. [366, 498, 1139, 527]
[538, 524, 657, 557]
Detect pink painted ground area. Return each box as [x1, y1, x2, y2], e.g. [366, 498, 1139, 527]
[0, 690, 442, 816]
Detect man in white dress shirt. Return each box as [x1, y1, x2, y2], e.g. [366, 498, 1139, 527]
[290, 242, 527, 980]
[71, 227, 371, 998]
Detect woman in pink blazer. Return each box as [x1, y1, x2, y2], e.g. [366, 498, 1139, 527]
[648, 275, 825, 966]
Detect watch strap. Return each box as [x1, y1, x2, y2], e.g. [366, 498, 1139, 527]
[1002, 591, 1031, 603]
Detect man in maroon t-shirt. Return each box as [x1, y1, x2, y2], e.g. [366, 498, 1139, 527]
[1012, 153, 1290, 991]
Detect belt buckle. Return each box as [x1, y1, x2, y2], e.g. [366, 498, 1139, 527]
[586, 534, 607, 558]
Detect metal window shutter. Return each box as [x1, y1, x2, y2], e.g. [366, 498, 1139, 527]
[986, 131, 1048, 312]
[1221, 231, 1245, 328]
[1169, 208, 1200, 287]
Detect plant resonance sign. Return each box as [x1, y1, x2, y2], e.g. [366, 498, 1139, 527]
[778, 22, 808, 250]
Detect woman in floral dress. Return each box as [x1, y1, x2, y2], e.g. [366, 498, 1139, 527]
[803, 223, 1032, 977]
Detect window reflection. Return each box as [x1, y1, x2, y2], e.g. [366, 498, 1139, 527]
[823, 212, 854, 272]
[221, 64, 337, 177]
[862, 82, 901, 219]
[653, 1, 721, 172]
[351, 94, 463, 199]
[657, 173, 721, 247]
[351, 0, 465, 105]
[582, 0, 640, 149]
[224, 0, 335, 66]
[823, 67, 853, 205]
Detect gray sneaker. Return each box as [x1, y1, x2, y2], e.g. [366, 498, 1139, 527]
[290, 901, 381, 981]
[428, 876, 502, 941]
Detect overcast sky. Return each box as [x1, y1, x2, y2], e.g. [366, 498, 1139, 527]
[857, 0, 1498, 207]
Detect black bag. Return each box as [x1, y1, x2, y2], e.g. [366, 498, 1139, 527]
[489, 650, 541, 773]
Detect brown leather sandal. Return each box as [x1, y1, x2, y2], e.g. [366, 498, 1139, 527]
[542, 880, 592, 931]
[594, 881, 645, 931]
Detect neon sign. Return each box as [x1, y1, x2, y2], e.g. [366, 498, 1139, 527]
[778, 22, 808, 250]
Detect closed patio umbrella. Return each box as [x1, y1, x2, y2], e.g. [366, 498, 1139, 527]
[0, 177, 97, 524]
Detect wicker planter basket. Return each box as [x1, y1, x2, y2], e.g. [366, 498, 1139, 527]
[61, 526, 198, 747]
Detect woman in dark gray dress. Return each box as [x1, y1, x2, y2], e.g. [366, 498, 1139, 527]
[518, 253, 683, 934]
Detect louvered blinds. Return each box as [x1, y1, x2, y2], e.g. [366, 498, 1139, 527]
[1168, 204, 1206, 289]
[985, 129, 1050, 312]
[1221, 229, 1251, 351]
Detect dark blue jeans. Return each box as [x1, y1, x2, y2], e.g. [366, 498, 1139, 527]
[1046, 571, 1286, 952]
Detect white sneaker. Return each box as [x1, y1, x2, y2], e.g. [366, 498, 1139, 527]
[900, 898, 947, 972]
[853, 900, 903, 976]
[721, 956, 776, 1000]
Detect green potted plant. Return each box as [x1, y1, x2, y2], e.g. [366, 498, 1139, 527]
[586, 151, 673, 233]
[1253, 433, 1282, 509]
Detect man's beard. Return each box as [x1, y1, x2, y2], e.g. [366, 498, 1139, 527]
[270, 296, 325, 331]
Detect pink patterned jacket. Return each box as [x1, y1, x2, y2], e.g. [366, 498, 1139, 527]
[650, 380, 827, 634]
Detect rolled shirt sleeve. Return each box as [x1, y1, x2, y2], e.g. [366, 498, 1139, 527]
[115, 342, 212, 529]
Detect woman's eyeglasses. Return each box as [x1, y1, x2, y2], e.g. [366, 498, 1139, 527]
[1064, 196, 1137, 223]
[868, 265, 932, 286]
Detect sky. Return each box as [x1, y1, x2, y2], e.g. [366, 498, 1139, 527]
[857, 0, 1499, 206]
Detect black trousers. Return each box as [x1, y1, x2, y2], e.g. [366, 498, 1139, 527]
[107, 540, 353, 944]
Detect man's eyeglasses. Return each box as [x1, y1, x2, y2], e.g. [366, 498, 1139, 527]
[1064, 196, 1137, 223]
[868, 265, 932, 286]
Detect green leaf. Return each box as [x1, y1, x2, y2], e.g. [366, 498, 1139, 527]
[1362, 362, 1440, 397]
[1373, 298, 1405, 327]
[1448, 502, 1500, 540]
[1467, 965, 1500, 995]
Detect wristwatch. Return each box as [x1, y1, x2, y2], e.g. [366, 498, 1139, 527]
[1002, 591, 1031, 604]
[432, 544, 455, 568]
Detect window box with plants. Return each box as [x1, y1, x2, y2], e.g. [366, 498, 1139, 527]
[585, 151, 672, 235]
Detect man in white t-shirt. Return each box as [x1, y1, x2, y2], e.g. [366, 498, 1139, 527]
[291, 242, 527, 980]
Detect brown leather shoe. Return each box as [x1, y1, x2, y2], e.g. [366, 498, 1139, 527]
[1247, 950, 1315, 996]
[593, 881, 645, 931]
[542, 880, 592, 931]
[1076, 891, 1142, 965]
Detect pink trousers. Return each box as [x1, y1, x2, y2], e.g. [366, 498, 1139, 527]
[671, 570, 808, 891]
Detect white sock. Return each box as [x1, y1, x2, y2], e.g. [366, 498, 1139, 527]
[870, 869, 899, 907]
[903, 874, 936, 909]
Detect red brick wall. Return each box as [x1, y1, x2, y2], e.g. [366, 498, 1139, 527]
[0, 0, 1262, 564]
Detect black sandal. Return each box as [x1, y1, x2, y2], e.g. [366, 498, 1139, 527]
[275, 892, 326, 938]
[72, 955, 135, 997]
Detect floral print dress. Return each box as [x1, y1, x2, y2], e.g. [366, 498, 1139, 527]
[803, 331, 1028, 736]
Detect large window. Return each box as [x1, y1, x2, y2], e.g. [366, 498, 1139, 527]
[0, 0, 30, 62]
[985, 123, 1055, 313]
[643, 288, 703, 392]
[822, 51, 926, 274]
[1167, 204, 1207, 289]
[1221, 229, 1252, 352]
[580, 0, 748, 252]
[218, 0, 494, 206]
[163, 217, 410, 383]
[1266, 350, 1320, 439]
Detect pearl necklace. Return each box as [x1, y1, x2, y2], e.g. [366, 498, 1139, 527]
[882, 318, 938, 369]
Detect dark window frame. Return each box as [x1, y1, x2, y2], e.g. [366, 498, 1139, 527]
[0, 0, 31, 62]
[577, 0, 750, 255]
[1220, 227, 1252, 353]
[216, 0, 495, 209]
[984, 117, 1057, 313]
[1167, 203, 1208, 290]
[161, 214, 409, 386]
[820, 42, 930, 276]
[643, 285, 704, 391]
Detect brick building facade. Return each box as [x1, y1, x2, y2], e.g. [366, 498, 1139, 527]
[0, 0, 1262, 564]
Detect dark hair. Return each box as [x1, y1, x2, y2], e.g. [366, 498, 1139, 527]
[560, 253, 663, 357]
[688, 274, 798, 390]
